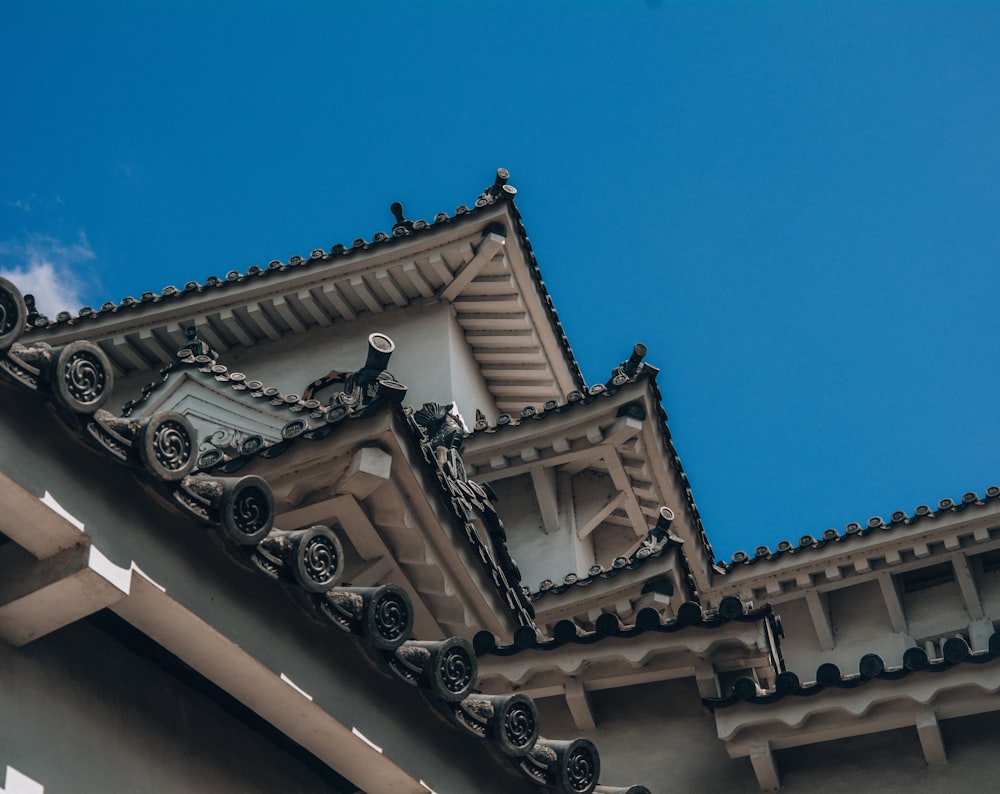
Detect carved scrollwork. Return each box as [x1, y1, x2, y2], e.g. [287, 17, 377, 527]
[255, 525, 345, 593]
[292, 526, 343, 591]
[49, 340, 114, 414]
[217, 475, 275, 545]
[198, 427, 267, 469]
[138, 411, 196, 481]
[387, 637, 477, 702]
[316, 584, 413, 650]
[0, 276, 27, 352]
[520, 738, 600, 794]
[448, 693, 539, 757]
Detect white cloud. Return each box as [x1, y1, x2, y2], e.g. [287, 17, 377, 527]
[0, 233, 96, 316]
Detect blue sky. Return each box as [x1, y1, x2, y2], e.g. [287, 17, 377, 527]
[3, 2, 998, 561]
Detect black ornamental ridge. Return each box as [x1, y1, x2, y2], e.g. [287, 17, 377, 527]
[0, 275, 644, 794]
[722, 486, 1000, 568]
[704, 632, 1000, 709]
[475, 596, 775, 658]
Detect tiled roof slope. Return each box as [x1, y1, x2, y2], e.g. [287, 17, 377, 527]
[0, 275, 644, 794]
[720, 486, 1000, 569]
[23, 169, 587, 397]
[705, 633, 1000, 709]
[476, 597, 774, 658]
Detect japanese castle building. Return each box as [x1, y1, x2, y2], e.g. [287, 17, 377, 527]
[1, 170, 998, 793]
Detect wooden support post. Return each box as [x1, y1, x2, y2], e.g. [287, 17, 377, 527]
[877, 572, 908, 634]
[805, 590, 835, 651]
[916, 711, 947, 765]
[749, 743, 780, 792]
[951, 552, 985, 621]
[565, 679, 597, 732]
[530, 465, 560, 535]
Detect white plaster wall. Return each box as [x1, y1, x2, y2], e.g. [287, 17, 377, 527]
[771, 597, 828, 676]
[828, 580, 912, 664]
[490, 473, 584, 591]
[113, 302, 496, 421]
[446, 308, 498, 425]
[903, 578, 969, 640]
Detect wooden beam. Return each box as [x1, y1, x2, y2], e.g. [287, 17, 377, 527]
[564, 680, 597, 731]
[475, 446, 606, 483]
[271, 295, 307, 334]
[109, 334, 148, 371]
[350, 556, 394, 587]
[749, 743, 780, 792]
[0, 542, 130, 646]
[244, 304, 282, 341]
[605, 452, 647, 537]
[577, 492, 628, 540]
[400, 260, 435, 298]
[916, 711, 947, 765]
[951, 552, 985, 620]
[427, 252, 452, 287]
[218, 308, 256, 346]
[375, 269, 409, 308]
[319, 283, 357, 321]
[349, 276, 383, 315]
[439, 233, 505, 302]
[877, 572, 908, 634]
[805, 590, 835, 651]
[294, 289, 333, 328]
[530, 465, 560, 535]
[194, 317, 230, 353]
[337, 447, 393, 501]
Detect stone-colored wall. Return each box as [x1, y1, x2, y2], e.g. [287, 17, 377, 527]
[0, 619, 344, 794]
